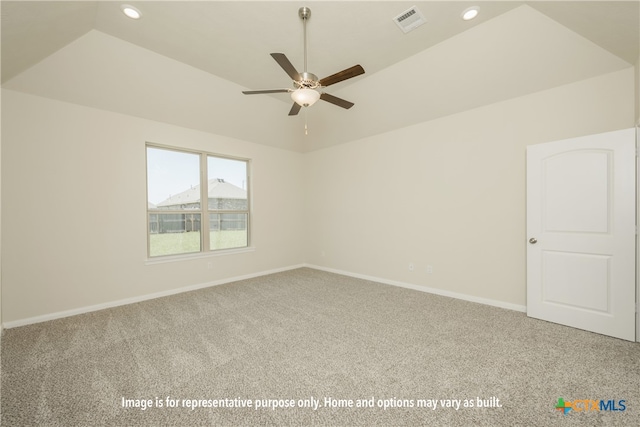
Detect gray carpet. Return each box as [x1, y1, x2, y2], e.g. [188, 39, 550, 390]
[2, 268, 639, 426]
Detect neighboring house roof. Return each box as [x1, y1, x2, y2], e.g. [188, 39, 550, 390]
[156, 179, 246, 208]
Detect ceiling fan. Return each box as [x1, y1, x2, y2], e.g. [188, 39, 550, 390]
[242, 7, 365, 116]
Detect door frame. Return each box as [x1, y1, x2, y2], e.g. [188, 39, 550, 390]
[636, 125, 639, 342]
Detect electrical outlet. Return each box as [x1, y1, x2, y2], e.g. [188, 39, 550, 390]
[207, 262, 213, 270]
[409, 263, 414, 271]
[427, 265, 433, 274]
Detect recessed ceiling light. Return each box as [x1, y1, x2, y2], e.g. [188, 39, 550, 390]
[121, 4, 141, 20]
[461, 6, 479, 21]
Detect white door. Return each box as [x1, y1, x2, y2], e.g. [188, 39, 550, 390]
[526, 128, 636, 341]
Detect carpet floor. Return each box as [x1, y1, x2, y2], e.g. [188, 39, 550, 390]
[2, 268, 639, 426]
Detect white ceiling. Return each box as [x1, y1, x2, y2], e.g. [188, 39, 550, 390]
[2, 1, 638, 152]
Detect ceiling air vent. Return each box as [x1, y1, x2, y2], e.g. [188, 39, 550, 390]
[393, 6, 426, 33]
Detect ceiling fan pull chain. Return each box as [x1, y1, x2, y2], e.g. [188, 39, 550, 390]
[305, 109, 309, 135]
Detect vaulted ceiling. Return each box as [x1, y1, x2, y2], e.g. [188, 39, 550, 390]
[2, 1, 638, 152]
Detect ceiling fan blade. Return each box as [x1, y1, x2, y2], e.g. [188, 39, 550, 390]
[318, 65, 365, 87]
[288, 103, 302, 116]
[271, 53, 301, 81]
[320, 93, 354, 109]
[242, 89, 291, 95]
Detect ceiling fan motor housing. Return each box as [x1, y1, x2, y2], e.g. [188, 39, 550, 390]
[296, 72, 320, 89]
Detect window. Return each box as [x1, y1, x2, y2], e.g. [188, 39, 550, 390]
[146, 145, 249, 258]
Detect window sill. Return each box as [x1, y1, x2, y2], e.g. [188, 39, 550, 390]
[145, 246, 256, 265]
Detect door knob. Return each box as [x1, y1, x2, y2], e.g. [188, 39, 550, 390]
[529, 238, 537, 244]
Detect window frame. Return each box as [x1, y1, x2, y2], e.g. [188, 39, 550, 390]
[145, 143, 251, 260]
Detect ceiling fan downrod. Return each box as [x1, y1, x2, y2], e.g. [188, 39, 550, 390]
[299, 7, 311, 73]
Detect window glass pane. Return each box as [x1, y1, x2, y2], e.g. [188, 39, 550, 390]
[147, 147, 200, 211]
[149, 213, 201, 257]
[209, 213, 248, 250]
[207, 156, 248, 211]
[147, 145, 250, 258]
[147, 146, 202, 258]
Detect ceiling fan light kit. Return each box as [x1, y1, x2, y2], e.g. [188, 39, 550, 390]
[242, 7, 365, 116]
[291, 88, 320, 107]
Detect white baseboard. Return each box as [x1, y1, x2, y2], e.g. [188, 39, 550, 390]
[3, 264, 306, 329]
[3, 263, 526, 329]
[305, 264, 527, 313]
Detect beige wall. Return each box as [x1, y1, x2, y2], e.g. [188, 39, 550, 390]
[636, 58, 640, 124]
[1, 89, 305, 324]
[2, 65, 635, 324]
[304, 67, 636, 308]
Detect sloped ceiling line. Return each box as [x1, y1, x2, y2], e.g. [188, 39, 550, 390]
[2, 1, 638, 152]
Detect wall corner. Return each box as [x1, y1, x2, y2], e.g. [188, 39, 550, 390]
[635, 58, 640, 125]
